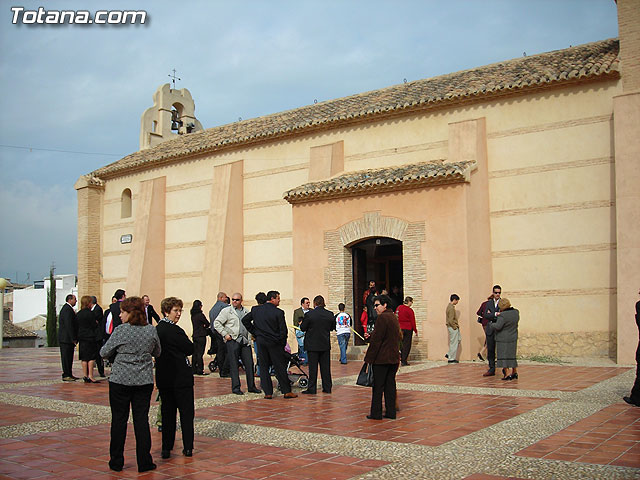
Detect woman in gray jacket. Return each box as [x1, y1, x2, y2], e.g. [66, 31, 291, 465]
[100, 296, 161, 473]
[489, 297, 519, 380]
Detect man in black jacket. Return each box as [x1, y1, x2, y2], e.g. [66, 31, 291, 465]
[58, 294, 78, 381]
[104, 289, 126, 341]
[482, 285, 502, 377]
[624, 289, 640, 407]
[242, 291, 297, 399]
[142, 295, 161, 325]
[91, 296, 105, 377]
[300, 295, 336, 394]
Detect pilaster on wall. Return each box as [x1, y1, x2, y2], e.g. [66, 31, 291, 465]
[617, 0, 640, 93]
[75, 176, 104, 303]
[126, 176, 166, 302]
[201, 161, 244, 308]
[448, 118, 493, 360]
[614, 92, 640, 364]
[309, 141, 344, 181]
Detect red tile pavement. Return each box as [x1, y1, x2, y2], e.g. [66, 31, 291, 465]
[197, 385, 554, 446]
[0, 424, 389, 479]
[0, 404, 75, 427]
[396, 363, 631, 392]
[517, 403, 640, 467]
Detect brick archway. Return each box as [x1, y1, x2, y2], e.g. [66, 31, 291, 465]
[323, 212, 428, 358]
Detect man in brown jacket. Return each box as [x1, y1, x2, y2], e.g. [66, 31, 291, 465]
[446, 294, 460, 363]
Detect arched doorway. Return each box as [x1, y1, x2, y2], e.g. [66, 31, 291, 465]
[351, 237, 403, 345]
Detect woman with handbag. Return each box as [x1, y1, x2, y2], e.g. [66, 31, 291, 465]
[363, 294, 402, 420]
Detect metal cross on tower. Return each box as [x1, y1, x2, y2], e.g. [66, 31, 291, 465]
[168, 69, 181, 89]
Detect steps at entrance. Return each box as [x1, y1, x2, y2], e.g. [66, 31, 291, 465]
[328, 344, 428, 361]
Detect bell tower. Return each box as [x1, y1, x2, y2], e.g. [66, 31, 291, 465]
[139, 83, 203, 150]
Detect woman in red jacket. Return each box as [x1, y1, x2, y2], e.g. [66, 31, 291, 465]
[396, 296, 417, 366]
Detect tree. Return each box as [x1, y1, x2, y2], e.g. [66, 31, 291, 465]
[46, 264, 58, 347]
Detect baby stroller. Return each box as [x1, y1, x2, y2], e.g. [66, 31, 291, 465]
[277, 352, 309, 390]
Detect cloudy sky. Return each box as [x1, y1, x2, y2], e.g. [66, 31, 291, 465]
[0, 0, 619, 283]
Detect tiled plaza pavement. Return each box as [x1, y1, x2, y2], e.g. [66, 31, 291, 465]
[0, 349, 639, 479]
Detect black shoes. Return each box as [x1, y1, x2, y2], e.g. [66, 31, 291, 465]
[366, 414, 382, 420]
[502, 373, 519, 381]
[401, 362, 410, 366]
[232, 390, 244, 395]
[138, 463, 156, 472]
[161, 450, 170, 459]
[383, 414, 396, 419]
[182, 449, 192, 457]
[247, 388, 262, 394]
[108, 462, 123, 472]
[447, 360, 459, 363]
[623, 396, 640, 407]
[301, 389, 316, 394]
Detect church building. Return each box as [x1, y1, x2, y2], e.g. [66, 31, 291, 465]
[76, 1, 639, 363]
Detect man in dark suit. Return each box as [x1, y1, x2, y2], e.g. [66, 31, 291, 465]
[242, 290, 297, 399]
[209, 292, 231, 377]
[300, 295, 336, 394]
[58, 294, 78, 381]
[142, 295, 161, 325]
[482, 285, 502, 377]
[104, 289, 126, 340]
[624, 289, 640, 407]
[90, 296, 105, 377]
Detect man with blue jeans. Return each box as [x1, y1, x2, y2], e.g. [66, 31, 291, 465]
[292, 297, 310, 365]
[335, 303, 351, 364]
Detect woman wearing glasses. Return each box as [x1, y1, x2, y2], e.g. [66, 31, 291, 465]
[155, 297, 195, 459]
[363, 294, 402, 420]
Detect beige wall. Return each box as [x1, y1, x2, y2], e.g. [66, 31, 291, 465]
[85, 79, 623, 351]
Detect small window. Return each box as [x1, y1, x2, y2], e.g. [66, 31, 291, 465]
[121, 188, 132, 218]
[152, 120, 157, 133]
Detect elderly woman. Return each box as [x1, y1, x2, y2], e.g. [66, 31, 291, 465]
[100, 296, 161, 473]
[490, 297, 519, 380]
[77, 295, 99, 383]
[155, 297, 195, 459]
[364, 294, 402, 420]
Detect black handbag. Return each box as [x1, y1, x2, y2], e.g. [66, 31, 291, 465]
[356, 362, 374, 387]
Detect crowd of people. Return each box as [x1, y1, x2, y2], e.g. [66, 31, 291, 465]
[56, 281, 525, 472]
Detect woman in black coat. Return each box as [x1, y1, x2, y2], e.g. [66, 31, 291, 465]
[77, 295, 100, 383]
[190, 300, 210, 375]
[156, 297, 195, 459]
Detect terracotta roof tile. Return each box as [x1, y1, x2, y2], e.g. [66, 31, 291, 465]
[284, 161, 474, 204]
[91, 38, 619, 179]
[3, 319, 38, 339]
